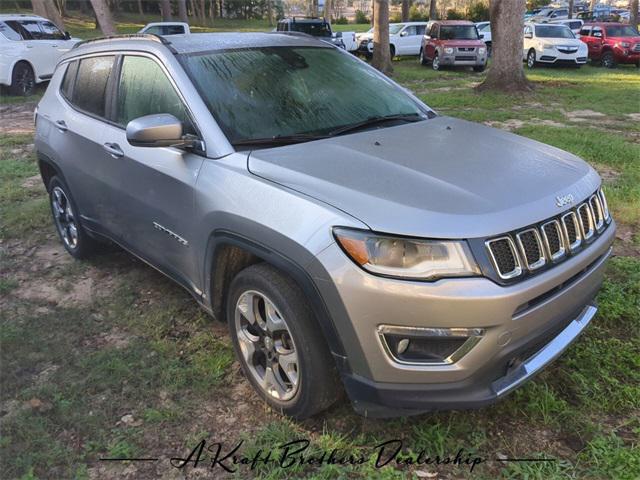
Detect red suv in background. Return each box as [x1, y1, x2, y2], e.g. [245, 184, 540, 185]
[579, 22, 640, 68]
[420, 20, 488, 71]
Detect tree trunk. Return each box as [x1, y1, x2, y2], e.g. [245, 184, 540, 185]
[568, 0, 573, 19]
[266, 0, 273, 26]
[477, 0, 532, 93]
[137, 0, 144, 15]
[160, 0, 172, 20]
[429, 0, 437, 20]
[200, 0, 207, 24]
[45, 2, 65, 30]
[89, 0, 117, 36]
[177, 0, 188, 22]
[324, 0, 332, 23]
[401, 0, 409, 22]
[31, 0, 48, 18]
[631, 0, 639, 29]
[371, 0, 392, 74]
[311, 0, 318, 17]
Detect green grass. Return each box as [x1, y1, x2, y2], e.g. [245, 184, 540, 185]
[1, 15, 639, 480]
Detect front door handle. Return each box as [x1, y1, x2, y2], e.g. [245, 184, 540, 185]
[103, 142, 124, 158]
[55, 120, 67, 132]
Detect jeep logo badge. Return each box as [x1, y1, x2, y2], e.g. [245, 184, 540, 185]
[556, 194, 575, 208]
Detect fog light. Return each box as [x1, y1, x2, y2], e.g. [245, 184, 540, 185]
[378, 325, 483, 365]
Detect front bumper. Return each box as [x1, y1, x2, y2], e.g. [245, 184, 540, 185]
[439, 54, 487, 66]
[310, 220, 615, 415]
[537, 48, 588, 65]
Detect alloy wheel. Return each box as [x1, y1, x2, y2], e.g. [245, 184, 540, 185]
[51, 186, 79, 249]
[17, 66, 34, 95]
[433, 53, 440, 70]
[235, 290, 299, 401]
[527, 51, 536, 68]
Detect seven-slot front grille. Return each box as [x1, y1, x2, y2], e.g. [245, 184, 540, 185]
[485, 189, 611, 281]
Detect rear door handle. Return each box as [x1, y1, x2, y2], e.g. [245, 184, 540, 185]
[55, 120, 67, 132]
[103, 142, 124, 158]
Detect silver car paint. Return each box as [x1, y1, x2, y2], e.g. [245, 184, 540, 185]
[35, 33, 613, 404]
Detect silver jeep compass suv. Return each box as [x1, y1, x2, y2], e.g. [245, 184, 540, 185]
[34, 33, 615, 418]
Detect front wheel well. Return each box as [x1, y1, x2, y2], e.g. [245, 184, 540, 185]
[210, 244, 262, 321]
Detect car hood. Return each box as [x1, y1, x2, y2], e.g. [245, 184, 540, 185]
[607, 35, 640, 43]
[542, 37, 586, 47]
[356, 32, 373, 42]
[248, 117, 600, 239]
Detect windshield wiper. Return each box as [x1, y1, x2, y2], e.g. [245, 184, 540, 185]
[326, 113, 427, 137]
[232, 133, 329, 148]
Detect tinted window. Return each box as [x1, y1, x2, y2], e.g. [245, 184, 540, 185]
[569, 21, 582, 30]
[0, 21, 23, 40]
[404, 26, 417, 36]
[116, 56, 193, 131]
[61, 60, 78, 99]
[145, 25, 185, 35]
[579, 27, 592, 36]
[440, 25, 479, 40]
[18, 20, 44, 39]
[39, 21, 65, 40]
[290, 21, 331, 37]
[535, 25, 575, 38]
[73, 56, 114, 117]
[416, 26, 426, 35]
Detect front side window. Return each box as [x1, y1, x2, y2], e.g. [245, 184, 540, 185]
[181, 46, 428, 145]
[0, 21, 23, 40]
[403, 26, 418, 36]
[18, 20, 44, 39]
[39, 21, 65, 40]
[440, 25, 479, 40]
[73, 56, 114, 117]
[535, 25, 575, 39]
[605, 25, 639, 37]
[478, 23, 491, 33]
[579, 26, 592, 36]
[389, 24, 404, 35]
[116, 55, 193, 132]
[61, 60, 78, 99]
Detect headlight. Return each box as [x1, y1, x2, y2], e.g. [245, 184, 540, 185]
[444, 47, 454, 54]
[542, 43, 554, 50]
[333, 228, 480, 281]
[479, 47, 486, 54]
[619, 42, 630, 48]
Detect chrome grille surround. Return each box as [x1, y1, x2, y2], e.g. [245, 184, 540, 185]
[578, 203, 595, 241]
[516, 228, 546, 271]
[589, 194, 605, 232]
[485, 189, 610, 282]
[541, 219, 566, 261]
[485, 236, 522, 280]
[561, 211, 582, 252]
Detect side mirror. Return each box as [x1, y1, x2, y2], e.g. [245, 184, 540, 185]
[64, 31, 71, 40]
[525, 32, 533, 39]
[126, 114, 195, 148]
[400, 30, 408, 37]
[593, 32, 602, 38]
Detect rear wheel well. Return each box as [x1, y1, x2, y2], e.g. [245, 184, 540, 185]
[210, 244, 262, 321]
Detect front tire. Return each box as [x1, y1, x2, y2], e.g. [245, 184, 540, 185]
[227, 263, 341, 419]
[48, 176, 98, 259]
[9, 62, 35, 96]
[432, 52, 441, 71]
[601, 51, 616, 68]
[390, 45, 396, 59]
[473, 64, 486, 72]
[419, 48, 428, 66]
[527, 49, 537, 69]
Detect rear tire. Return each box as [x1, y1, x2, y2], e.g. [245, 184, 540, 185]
[48, 176, 99, 259]
[390, 45, 396, 59]
[601, 51, 616, 68]
[9, 62, 35, 96]
[226, 263, 341, 419]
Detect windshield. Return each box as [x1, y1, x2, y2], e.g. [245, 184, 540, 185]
[181, 47, 428, 145]
[535, 25, 575, 38]
[291, 21, 331, 37]
[605, 25, 638, 36]
[389, 24, 404, 35]
[440, 25, 479, 40]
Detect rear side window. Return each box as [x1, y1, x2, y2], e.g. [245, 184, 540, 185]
[61, 60, 78, 99]
[579, 26, 591, 36]
[73, 56, 115, 117]
[0, 21, 23, 40]
[115, 55, 193, 132]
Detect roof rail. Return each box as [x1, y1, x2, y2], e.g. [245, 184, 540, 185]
[71, 33, 174, 50]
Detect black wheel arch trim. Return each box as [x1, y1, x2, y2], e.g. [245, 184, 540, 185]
[204, 229, 358, 375]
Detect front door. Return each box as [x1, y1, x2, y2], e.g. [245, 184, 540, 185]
[99, 54, 204, 288]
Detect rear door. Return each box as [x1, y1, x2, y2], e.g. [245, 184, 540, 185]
[98, 54, 204, 286]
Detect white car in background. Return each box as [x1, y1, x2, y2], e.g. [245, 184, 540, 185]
[138, 22, 191, 36]
[476, 21, 492, 54]
[523, 23, 588, 68]
[356, 22, 429, 57]
[0, 14, 79, 96]
[550, 18, 584, 35]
